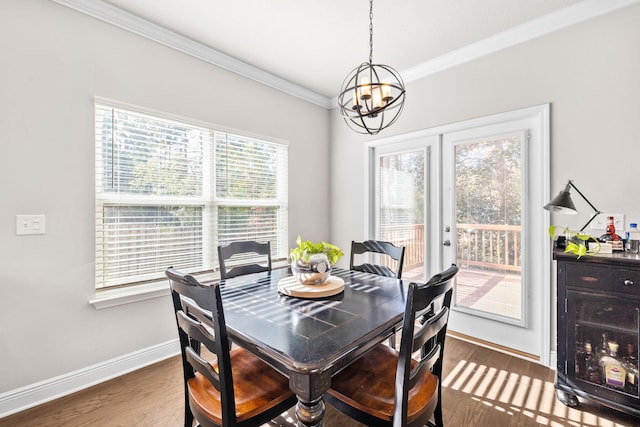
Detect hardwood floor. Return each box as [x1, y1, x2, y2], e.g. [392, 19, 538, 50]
[2, 337, 639, 426]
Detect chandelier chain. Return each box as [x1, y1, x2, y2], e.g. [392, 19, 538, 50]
[369, 0, 374, 64]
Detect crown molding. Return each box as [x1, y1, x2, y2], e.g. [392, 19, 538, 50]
[331, 0, 640, 107]
[51, 0, 639, 110]
[49, 0, 332, 109]
[402, 0, 640, 81]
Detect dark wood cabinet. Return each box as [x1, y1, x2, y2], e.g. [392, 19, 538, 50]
[555, 249, 640, 417]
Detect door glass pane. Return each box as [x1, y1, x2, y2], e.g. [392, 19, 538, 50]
[454, 134, 523, 321]
[379, 150, 425, 281]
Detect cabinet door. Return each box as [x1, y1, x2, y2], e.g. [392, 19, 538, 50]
[567, 290, 640, 403]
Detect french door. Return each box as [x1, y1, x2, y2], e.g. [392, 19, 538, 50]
[371, 136, 439, 282]
[369, 105, 550, 364]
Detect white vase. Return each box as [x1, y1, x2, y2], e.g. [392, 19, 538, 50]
[291, 253, 331, 285]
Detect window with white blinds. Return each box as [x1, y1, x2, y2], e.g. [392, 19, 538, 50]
[95, 103, 288, 289]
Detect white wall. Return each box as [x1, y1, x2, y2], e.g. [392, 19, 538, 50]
[330, 4, 640, 357]
[3, 0, 640, 414]
[0, 0, 329, 397]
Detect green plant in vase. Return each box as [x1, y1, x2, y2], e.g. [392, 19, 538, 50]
[549, 225, 600, 258]
[289, 236, 344, 285]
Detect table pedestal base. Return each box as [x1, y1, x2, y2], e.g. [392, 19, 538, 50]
[296, 398, 325, 427]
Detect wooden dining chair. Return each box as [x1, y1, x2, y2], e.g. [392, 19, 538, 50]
[217, 240, 272, 280]
[351, 239, 406, 347]
[325, 264, 459, 427]
[350, 240, 405, 279]
[165, 268, 296, 427]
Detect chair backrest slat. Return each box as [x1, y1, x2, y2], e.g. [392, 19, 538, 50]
[176, 311, 220, 386]
[407, 343, 441, 390]
[181, 296, 213, 324]
[412, 306, 449, 353]
[185, 345, 221, 390]
[357, 263, 397, 278]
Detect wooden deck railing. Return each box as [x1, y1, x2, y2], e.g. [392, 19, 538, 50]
[380, 223, 521, 273]
[457, 223, 521, 272]
[380, 225, 424, 270]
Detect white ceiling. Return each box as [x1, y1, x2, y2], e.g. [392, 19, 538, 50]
[55, 0, 638, 105]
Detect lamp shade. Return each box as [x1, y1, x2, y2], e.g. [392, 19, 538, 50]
[544, 184, 577, 214]
[544, 180, 601, 231]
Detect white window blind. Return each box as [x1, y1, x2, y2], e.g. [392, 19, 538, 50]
[95, 103, 288, 289]
[215, 133, 288, 258]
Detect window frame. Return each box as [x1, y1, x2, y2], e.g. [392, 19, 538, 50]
[93, 97, 288, 296]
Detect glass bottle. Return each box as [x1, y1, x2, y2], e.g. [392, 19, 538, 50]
[599, 340, 626, 389]
[623, 343, 639, 394]
[600, 216, 623, 250]
[583, 341, 601, 384]
[627, 223, 640, 254]
[599, 332, 609, 359]
[575, 339, 586, 379]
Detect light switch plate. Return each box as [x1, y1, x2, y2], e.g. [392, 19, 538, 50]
[590, 213, 625, 231]
[16, 214, 46, 235]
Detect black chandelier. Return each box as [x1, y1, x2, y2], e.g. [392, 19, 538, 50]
[338, 0, 406, 135]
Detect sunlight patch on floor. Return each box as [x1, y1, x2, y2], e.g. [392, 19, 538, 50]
[443, 359, 632, 427]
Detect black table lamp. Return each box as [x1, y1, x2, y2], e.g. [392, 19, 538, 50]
[544, 180, 601, 232]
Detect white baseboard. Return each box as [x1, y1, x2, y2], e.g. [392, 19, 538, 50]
[0, 339, 180, 418]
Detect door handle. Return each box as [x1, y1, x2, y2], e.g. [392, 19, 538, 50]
[443, 240, 451, 246]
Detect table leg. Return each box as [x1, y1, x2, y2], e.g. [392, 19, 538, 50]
[295, 397, 325, 427]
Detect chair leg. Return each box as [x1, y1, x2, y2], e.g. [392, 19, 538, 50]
[432, 384, 443, 427]
[388, 333, 396, 349]
[184, 393, 194, 427]
[433, 404, 443, 427]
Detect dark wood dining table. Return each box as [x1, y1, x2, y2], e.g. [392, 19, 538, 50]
[206, 267, 409, 427]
